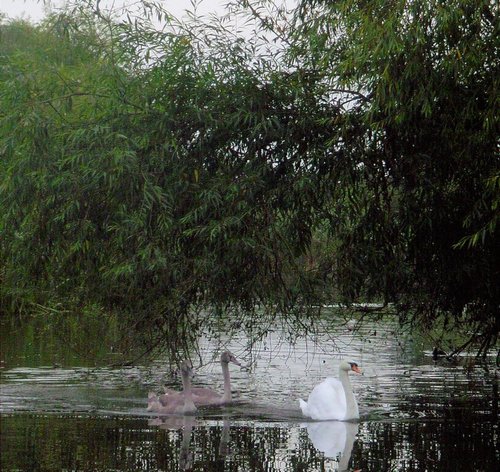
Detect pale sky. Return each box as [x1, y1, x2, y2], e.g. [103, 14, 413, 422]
[1, 0, 229, 23]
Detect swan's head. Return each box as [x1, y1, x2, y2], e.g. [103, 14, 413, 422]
[179, 360, 194, 377]
[147, 392, 158, 411]
[221, 350, 241, 366]
[340, 360, 362, 374]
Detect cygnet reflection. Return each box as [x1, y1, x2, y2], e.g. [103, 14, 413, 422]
[148, 415, 196, 471]
[218, 418, 231, 457]
[148, 415, 234, 471]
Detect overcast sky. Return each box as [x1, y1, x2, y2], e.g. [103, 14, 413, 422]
[1, 0, 229, 23]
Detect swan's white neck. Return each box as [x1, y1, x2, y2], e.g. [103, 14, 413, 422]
[339, 423, 358, 470]
[221, 362, 232, 403]
[338, 368, 359, 420]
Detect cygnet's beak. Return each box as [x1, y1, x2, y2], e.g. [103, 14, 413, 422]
[231, 357, 242, 367]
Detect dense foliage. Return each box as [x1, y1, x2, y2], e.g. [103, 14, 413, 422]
[285, 0, 500, 354]
[0, 0, 498, 359]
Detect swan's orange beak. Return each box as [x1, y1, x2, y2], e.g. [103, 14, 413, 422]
[352, 365, 362, 374]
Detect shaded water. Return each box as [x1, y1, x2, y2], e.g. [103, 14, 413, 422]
[1, 313, 498, 471]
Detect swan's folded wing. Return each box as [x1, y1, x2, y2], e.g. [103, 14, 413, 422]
[305, 377, 347, 420]
[192, 387, 220, 398]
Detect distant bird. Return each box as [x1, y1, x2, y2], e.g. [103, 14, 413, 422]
[432, 347, 447, 360]
[162, 350, 241, 406]
[299, 360, 362, 421]
[147, 360, 196, 414]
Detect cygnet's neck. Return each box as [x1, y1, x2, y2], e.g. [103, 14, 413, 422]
[181, 370, 196, 412]
[221, 362, 232, 402]
[339, 368, 359, 420]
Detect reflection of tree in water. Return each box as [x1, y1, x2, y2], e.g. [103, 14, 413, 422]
[148, 417, 337, 471]
[2, 413, 498, 471]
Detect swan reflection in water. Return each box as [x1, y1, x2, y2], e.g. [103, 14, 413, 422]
[303, 420, 359, 471]
[148, 416, 232, 471]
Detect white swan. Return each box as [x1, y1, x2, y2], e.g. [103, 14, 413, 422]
[147, 360, 197, 414]
[299, 360, 362, 421]
[162, 351, 241, 406]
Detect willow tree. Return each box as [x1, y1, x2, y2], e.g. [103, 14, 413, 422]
[0, 5, 341, 359]
[283, 0, 499, 354]
[1, 0, 498, 360]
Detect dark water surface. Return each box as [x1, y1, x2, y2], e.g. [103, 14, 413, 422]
[1, 314, 498, 471]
